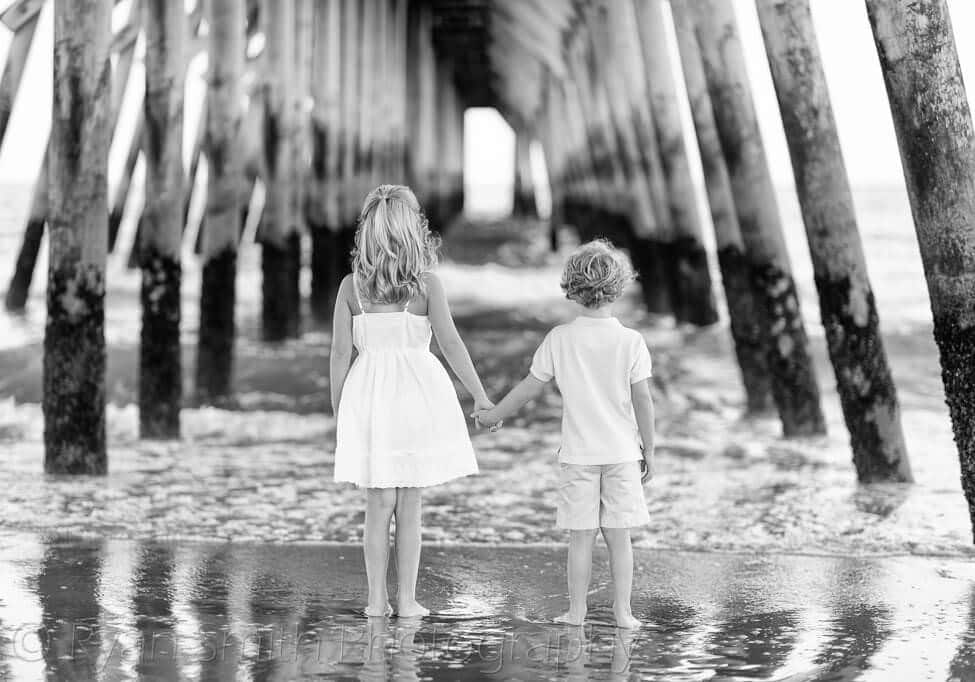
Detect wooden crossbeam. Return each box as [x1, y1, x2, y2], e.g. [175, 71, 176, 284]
[0, 0, 44, 32]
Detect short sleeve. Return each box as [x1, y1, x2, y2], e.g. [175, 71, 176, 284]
[529, 332, 555, 382]
[629, 335, 652, 384]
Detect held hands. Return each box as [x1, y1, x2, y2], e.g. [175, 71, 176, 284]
[471, 397, 503, 432]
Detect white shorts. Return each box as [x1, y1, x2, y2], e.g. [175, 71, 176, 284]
[556, 460, 650, 530]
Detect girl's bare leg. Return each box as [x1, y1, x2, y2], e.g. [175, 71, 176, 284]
[601, 527, 641, 629]
[555, 529, 597, 625]
[394, 487, 429, 617]
[364, 488, 397, 616]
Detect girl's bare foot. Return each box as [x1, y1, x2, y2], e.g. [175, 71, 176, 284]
[554, 610, 586, 626]
[397, 600, 430, 618]
[614, 609, 641, 630]
[365, 602, 393, 617]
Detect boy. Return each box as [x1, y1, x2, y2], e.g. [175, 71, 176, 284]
[474, 240, 655, 629]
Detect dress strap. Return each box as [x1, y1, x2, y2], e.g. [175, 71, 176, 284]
[351, 274, 365, 313]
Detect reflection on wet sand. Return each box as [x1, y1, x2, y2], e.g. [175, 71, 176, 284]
[248, 571, 304, 680]
[810, 559, 892, 680]
[34, 539, 104, 680]
[707, 609, 801, 677]
[949, 584, 975, 681]
[132, 543, 179, 680]
[0, 538, 972, 680]
[0, 607, 10, 681]
[191, 548, 244, 680]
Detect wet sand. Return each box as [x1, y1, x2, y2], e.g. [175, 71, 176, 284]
[0, 534, 972, 680]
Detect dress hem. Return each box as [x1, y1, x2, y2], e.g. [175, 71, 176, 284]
[334, 468, 478, 489]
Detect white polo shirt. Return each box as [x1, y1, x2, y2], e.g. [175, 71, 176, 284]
[529, 316, 653, 465]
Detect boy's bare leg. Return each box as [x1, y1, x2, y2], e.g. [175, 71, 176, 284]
[364, 489, 397, 616]
[555, 529, 597, 625]
[394, 487, 430, 617]
[601, 527, 641, 629]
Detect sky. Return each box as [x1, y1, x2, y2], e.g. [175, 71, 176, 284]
[4, 1, 975, 199]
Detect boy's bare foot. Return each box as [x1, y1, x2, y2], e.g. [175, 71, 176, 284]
[397, 600, 430, 618]
[554, 610, 586, 626]
[365, 602, 393, 617]
[614, 609, 641, 630]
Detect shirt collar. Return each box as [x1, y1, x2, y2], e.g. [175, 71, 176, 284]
[572, 315, 620, 325]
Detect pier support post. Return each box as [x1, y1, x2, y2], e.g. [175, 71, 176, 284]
[866, 0, 975, 528]
[108, 112, 144, 252]
[259, 0, 301, 341]
[309, 0, 343, 322]
[139, 0, 185, 439]
[437, 70, 465, 228]
[389, 0, 409, 183]
[0, 0, 42, 147]
[586, 0, 673, 316]
[334, 0, 361, 295]
[670, 2, 773, 413]
[196, 0, 244, 404]
[633, 0, 718, 326]
[691, 0, 825, 437]
[44, 0, 111, 473]
[758, 0, 910, 480]
[6, 0, 139, 312]
[513, 131, 537, 218]
[407, 1, 439, 224]
[4, 170, 46, 312]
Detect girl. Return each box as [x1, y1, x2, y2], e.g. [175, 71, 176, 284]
[331, 184, 492, 618]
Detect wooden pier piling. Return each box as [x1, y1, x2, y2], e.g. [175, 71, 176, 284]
[259, 0, 301, 341]
[669, 1, 773, 413]
[512, 131, 537, 218]
[334, 0, 361, 289]
[587, 0, 674, 316]
[758, 0, 910, 481]
[308, 0, 343, 322]
[866, 0, 975, 529]
[0, 0, 43, 147]
[633, 0, 718, 327]
[5, 0, 140, 312]
[691, 0, 826, 437]
[44, 0, 112, 473]
[139, 0, 186, 439]
[196, 0, 245, 404]
[407, 0, 439, 225]
[108, 112, 144, 252]
[438, 69, 465, 227]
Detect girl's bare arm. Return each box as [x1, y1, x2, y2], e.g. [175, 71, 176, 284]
[330, 275, 355, 414]
[425, 272, 491, 406]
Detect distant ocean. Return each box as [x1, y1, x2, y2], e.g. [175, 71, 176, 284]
[0, 180, 934, 344]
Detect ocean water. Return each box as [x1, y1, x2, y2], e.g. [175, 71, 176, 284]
[0, 181, 970, 557]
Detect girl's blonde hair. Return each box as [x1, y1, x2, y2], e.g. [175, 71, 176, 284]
[352, 184, 440, 304]
[560, 239, 635, 308]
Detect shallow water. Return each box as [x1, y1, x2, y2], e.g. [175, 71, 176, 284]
[0, 194, 972, 555]
[0, 535, 972, 681]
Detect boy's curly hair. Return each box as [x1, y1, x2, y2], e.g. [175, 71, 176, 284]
[560, 240, 635, 309]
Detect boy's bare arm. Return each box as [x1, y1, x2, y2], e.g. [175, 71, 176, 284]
[473, 374, 547, 426]
[631, 378, 655, 481]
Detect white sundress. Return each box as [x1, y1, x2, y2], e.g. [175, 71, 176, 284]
[333, 279, 479, 488]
